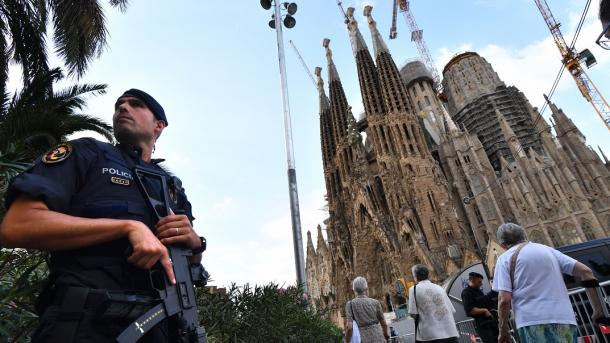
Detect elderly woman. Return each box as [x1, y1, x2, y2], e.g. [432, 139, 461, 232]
[345, 276, 389, 343]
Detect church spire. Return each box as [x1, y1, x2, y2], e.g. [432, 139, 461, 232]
[545, 94, 583, 138]
[316, 66, 334, 169]
[363, 5, 412, 117]
[497, 110, 526, 159]
[346, 7, 370, 55]
[323, 38, 340, 82]
[363, 5, 389, 57]
[306, 230, 316, 256]
[346, 6, 386, 118]
[324, 38, 350, 144]
[316, 224, 328, 254]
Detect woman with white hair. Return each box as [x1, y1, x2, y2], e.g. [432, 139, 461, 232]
[345, 276, 389, 343]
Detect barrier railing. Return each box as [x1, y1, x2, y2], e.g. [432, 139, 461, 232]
[450, 280, 610, 343]
[568, 280, 610, 343]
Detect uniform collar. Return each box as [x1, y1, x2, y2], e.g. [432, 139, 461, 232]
[117, 143, 164, 165]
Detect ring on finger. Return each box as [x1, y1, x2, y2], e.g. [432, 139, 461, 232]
[175, 228, 179, 235]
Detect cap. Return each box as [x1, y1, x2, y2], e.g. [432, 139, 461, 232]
[119, 89, 168, 126]
[469, 272, 484, 279]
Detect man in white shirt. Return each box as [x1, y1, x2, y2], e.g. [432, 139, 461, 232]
[408, 264, 459, 343]
[493, 223, 604, 343]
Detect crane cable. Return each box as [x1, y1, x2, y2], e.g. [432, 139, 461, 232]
[535, 0, 591, 123]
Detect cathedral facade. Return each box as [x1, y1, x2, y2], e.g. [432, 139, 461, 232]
[306, 6, 610, 326]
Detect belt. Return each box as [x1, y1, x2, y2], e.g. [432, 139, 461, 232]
[51, 286, 110, 310]
[359, 321, 380, 328]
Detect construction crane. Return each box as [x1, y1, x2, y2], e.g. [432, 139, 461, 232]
[288, 40, 316, 88]
[389, 0, 398, 39]
[534, 0, 610, 132]
[390, 0, 442, 92]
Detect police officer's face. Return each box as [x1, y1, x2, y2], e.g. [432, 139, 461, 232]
[113, 96, 165, 144]
[470, 277, 483, 289]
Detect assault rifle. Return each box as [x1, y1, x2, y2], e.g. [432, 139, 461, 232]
[109, 165, 209, 342]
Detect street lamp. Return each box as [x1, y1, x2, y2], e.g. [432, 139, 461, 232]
[260, 0, 306, 291]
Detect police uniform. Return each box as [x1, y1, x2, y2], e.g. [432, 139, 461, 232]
[5, 137, 195, 342]
[461, 281, 499, 343]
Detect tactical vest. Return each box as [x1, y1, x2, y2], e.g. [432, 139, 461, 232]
[46, 140, 189, 294]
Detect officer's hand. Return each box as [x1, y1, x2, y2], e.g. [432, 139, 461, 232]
[155, 209, 201, 250]
[125, 220, 176, 285]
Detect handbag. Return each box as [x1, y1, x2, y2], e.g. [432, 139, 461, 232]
[349, 300, 361, 343]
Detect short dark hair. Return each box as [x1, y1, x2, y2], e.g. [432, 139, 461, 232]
[601, 0, 610, 22]
[469, 272, 484, 280]
[412, 264, 429, 281]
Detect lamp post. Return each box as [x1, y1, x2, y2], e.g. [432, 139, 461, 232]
[260, 0, 306, 291]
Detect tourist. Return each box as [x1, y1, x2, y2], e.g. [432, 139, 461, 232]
[345, 276, 389, 343]
[408, 264, 459, 343]
[493, 223, 605, 343]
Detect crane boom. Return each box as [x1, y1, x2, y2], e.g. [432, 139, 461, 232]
[534, 0, 610, 131]
[389, 0, 398, 39]
[288, 40, 316, 88]
[398, 0, 442, 91]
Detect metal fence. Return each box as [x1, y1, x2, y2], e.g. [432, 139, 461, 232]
[455, 318, 519, 343]
[568, 280, 610, 343]
[450, 280, 610, 343]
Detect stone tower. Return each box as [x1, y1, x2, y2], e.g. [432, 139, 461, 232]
[400, 60, 445, 145]
[442, 52, 542, 170]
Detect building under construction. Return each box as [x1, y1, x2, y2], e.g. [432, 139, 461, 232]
[442, 52, 542, 170]
[306, 5, 610, 328]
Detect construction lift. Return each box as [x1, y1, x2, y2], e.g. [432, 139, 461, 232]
[534, 0, 610, 132]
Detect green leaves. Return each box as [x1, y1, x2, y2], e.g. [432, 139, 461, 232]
[0, 0, 130, 81]
[0, 249, 49, 342]
[198, 283, 343, 342]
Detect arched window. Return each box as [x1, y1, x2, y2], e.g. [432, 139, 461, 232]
[563, 224, 583, 245]
[581, 220, 596, 241]
[548, 228, 563, 247]
[529, 230, 546, 244]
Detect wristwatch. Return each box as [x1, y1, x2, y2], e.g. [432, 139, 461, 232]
[191, 236, 207, 255]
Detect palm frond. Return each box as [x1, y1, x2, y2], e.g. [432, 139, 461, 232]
[108, 0, 129, 12]
[49, 0, 107, 77]
[2, 0, 48, 82]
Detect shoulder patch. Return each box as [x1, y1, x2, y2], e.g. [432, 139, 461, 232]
[42, 143, 73, 164]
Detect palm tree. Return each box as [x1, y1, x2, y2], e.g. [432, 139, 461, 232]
[0, 67, 113, 156]
[0, 0, 129, 87]
[0, 67, 113, 211]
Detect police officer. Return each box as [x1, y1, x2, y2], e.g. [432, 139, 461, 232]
[0, 89, 205, 342]
[460, 272, 498, 343]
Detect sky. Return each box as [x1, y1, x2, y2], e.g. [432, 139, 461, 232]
[14, 0, 610, 288]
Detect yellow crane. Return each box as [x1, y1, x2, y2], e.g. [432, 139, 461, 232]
[534, 0, 610, 132]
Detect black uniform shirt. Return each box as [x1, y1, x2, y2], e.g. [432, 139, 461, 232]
[4, 138, 194, 291]
[461, 285, 488, 325]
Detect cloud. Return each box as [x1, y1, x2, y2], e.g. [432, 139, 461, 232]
[206, 188, 328, 288]
[435, 15, 610, 111]
[212, 196, 233, 211]
[352, 0, 375, 11]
